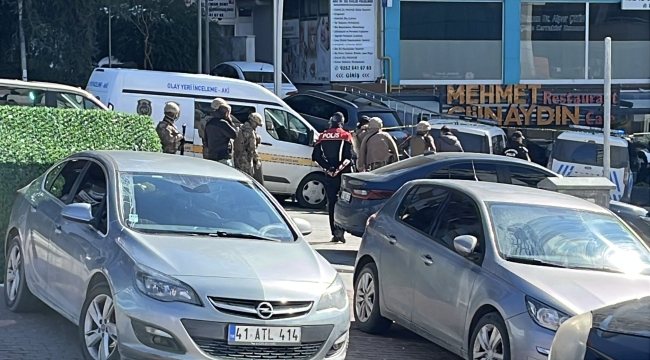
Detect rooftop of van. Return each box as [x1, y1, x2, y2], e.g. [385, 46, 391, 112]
[557, 131, 628, 147]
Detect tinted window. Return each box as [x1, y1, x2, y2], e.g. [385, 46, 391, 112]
[473, 162, 498, 182]
[431, 129, 489, 153]
[372, 155, 434, 175]
[429, 167, 449, 179]
[492, 135, 506, 155]
[285, 95, 316, 115]
[432, 191, 483, 252]
[217, 65, 239, 79]
[509, 165, 553, 187]
[552, 139, 629, 168]
[55, 92, 85, 109]
[44, 162, 66, 192]
[47, 159, 88, 202]
[265, 108, 310, 145]
[71, 162, 108, 234]
[449, 162, 475, 180]
[242, 71, 290, 84]
[0, 86, 46, 107]
[358, 111, 402, 128]
[398, 186, 449, 234]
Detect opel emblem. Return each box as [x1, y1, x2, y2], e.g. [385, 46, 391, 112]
[256, 302, 274, 319]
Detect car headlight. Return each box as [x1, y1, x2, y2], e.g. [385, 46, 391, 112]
[134, 264, 202, 306]
[526, 296, 570, 332]
[317, 274, 347, 311]
[548, 311, 592, 360]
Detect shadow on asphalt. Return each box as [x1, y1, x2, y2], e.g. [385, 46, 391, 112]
[316, 249, 357, 267]
[277, 199, 328, 215]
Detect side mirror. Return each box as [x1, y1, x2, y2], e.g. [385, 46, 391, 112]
[453, 235, 478, 257]
[308, 129, 316, 146]
[61, 203, 94, 223]
[107, 103, 114, 110]
[292, 217, 312, 236]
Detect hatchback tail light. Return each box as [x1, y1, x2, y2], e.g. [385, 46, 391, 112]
[351, 189, 395, 200]
[366, 213, 377, 228]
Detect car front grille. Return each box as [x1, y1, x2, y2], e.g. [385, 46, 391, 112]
[208, 297, 313, 320]
[193, 337, 324, 359]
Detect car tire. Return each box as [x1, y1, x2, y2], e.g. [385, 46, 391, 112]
[468, 312, 511, 360]
[79, 282, 120, 360]
[4, 236, 43, 312]
[353, 262, 392, 335]
[296, 172, 327, 209]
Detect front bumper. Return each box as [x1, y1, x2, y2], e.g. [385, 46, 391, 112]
[506, 312, 554, 360]
[115, 287, 350, 360]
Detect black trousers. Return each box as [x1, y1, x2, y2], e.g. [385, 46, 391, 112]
[324, 174, 343, 236]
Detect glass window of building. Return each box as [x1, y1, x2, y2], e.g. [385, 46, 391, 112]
[588, 3, 650, 81]
[520, 3, 587, 80]
[284, 0, 300, 19]
[400, 1, 503, 82]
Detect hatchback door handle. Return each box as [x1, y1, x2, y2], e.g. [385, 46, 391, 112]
[261, 142, 272, 146]
[421, 254, 433, 266]
[388, 234, 397, 244]
[54, 225, 62, 234]
[30, 205, 37, 213]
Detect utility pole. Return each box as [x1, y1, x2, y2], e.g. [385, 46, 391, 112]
[204, 0, 210, 73]
[108, 5, 112, 67]
[18, 0, 27, 81]
[197, 0, 202, 73]
[603, 36, 612, 180]
[273, 0, 284, 97]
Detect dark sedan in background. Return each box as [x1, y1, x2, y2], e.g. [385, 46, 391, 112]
[550, 296, 650, 360]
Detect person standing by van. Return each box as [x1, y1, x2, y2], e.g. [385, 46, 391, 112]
[358, 117, 400, 171]
[312, 112, 353, 243]
[156, 102, 184, 154]
[234, 112, 263, 177]
[400, 120, 436, 157]
[205, 98, 239, 165]
[352, 115, 370, 168]
[503, 131, 531, 161]
[435, 125, 464, 152]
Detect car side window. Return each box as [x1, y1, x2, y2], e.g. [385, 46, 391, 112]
[449, 162, 475, 181]
[305, 97, 344, 119]
[431, 191, 484, 256]
[47, 159, 89, 202]
[223, 65, 240, 79]
[397, 186, 449, 234]
[509, 165, 550, 187]
[84, 98, 101, 110]
[71, 162, 108, 234]
[0, 86, 46, 107]
[264, 108, 310, 145]
[473, 162, 498, 182]
[428, 167, 449, 179]
[284, 95, 313, 115]
[44, 162, 67, 192]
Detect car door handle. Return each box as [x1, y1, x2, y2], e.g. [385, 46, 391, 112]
[388, 234, 397, 245]
[421, 254, 434, 266]
[261, 142, 272, 146]
[54, 225, 62, 234]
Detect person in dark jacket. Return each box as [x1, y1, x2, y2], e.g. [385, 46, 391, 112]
[204, 98, 239, 165]
[503, 131, 531, 161]
[435, 125, 464, 152]
[312, 112, 353, 243]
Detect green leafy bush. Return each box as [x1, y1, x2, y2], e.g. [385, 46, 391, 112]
[0, 106, 161, 280]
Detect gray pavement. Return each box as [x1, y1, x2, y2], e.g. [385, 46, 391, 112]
[0, 201, 460, 359]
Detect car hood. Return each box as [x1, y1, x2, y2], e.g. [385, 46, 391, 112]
[119, 230, 336, 284]
[497, 261, 650, 315]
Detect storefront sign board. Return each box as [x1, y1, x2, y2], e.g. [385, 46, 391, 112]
[330, 0, 377, 82]
[621, 0, 650, 10]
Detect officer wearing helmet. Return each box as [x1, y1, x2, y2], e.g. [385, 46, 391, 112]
[400, 120, 436, 157]
[311, 112, 353, 243]
[156, 102, 184, 154]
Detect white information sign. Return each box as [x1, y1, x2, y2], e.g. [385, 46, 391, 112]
[208, 0, 236, 20]
[621, 0, 650, 10]
[330, 0, 377, 82]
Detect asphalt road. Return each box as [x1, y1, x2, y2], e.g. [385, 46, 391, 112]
[0, 201, 460, 360]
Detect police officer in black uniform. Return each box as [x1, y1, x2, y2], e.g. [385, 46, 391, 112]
[312, 112, 353, 243]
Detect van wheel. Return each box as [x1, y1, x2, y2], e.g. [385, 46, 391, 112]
[296, 173, 327, 209]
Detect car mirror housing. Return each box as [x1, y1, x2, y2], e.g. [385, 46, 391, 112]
[453, 235, 478, 257]
[292, 217, 312, 236]
[308, 129, 316, 147]
[61, 203, 94, 223]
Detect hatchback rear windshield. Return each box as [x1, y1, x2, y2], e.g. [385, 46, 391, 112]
[552, 139, 629, 169]
[242, 71, 290, 84]
[431, 129, 490, 154]
[358, 111, 403, 129]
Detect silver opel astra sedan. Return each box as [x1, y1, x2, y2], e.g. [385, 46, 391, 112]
[3, 151, 350, 360]
[354, 180, 650, 360]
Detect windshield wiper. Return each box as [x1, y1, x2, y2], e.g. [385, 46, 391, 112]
[503, 256, 567, 268]
[565, 265, 625, 274]
[213, 231, 281, 242]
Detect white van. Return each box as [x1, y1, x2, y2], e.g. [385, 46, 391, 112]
[0, 79, 107, 110]
[86, 68, 330, 208]
[428, 120, 508, 154]
[548, 131, 632, 201]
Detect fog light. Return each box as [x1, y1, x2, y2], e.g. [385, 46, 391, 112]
[325, 332, 348, 358]
[131, 319, 186, 354]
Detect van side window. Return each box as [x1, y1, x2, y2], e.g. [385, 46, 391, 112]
[264, 109, 310, 146]
[0, 86, 46, 107]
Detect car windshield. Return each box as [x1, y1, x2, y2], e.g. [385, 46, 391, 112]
[431, 129, 489, 153]
[489, 203, 650, 275]
[118, 172, 295, 242]
[552, 139, 629, 169]
[242, 71, 290, 84]
[358, 111, 403, 128]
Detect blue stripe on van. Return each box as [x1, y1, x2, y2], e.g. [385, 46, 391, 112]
[558, 165, 565, 175]
[610, 171, 621, 193]
[566, 166, 575, 176]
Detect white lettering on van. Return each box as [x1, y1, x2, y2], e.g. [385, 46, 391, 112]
[321, 132, 341, 139]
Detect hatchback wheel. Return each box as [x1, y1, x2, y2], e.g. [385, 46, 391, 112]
[469, 313, 511, 360]
[80, 283, 120, 360]
[4, 237, 42, 312]
[353, 262, 391, 334]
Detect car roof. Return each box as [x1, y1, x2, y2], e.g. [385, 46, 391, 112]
[76, 151, 251, 181]
[406, 179, 609, 214]
[557, 131, 628, 147]
[222, 62, 275, 72]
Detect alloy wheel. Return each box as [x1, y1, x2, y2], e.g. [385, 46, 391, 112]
[5, 245, 21, 302]
[84, 294, 118, 360]
[473, 324, 504, 360]
[355, 272, 375, 322]
[302, 180, 326, 205]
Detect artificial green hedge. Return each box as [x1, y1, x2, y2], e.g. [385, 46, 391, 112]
[0, 106, 161, 280]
